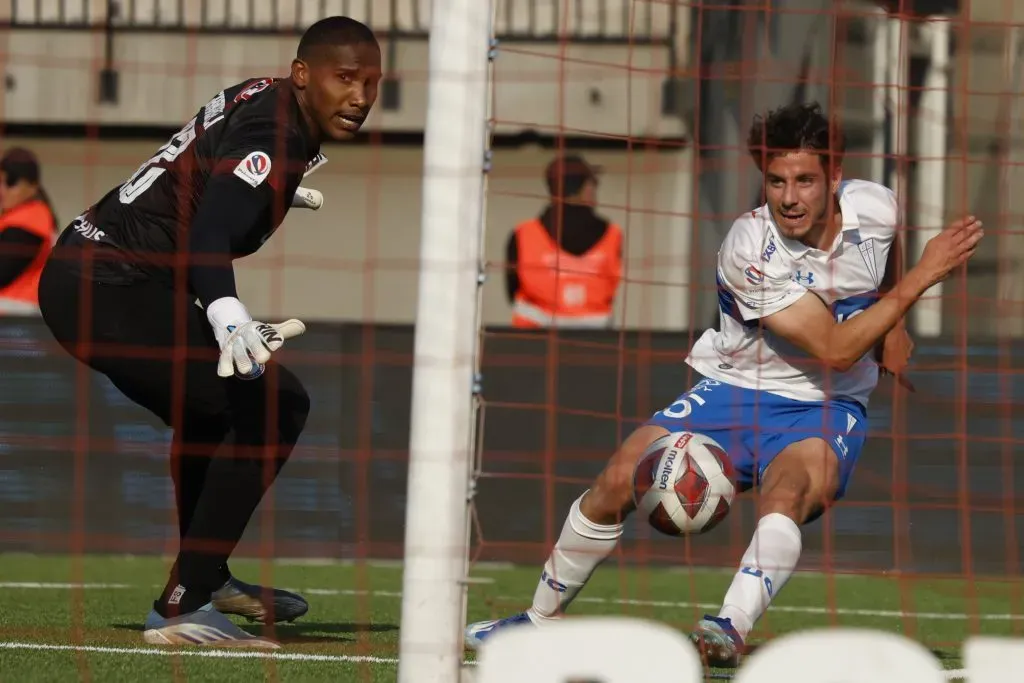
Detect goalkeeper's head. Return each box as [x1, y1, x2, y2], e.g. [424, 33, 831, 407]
[291, 16, 382, 142]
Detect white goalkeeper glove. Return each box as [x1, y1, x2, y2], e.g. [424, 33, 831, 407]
[206, 297, 306, 379]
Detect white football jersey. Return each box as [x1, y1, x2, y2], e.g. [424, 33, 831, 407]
[687, 179, 898, 407]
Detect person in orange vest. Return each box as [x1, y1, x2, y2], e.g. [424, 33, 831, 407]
[506, 154, 623, 328]
[0, 147, 57, 315]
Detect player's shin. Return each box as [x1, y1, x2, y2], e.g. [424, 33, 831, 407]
[527, 492, 624, 623]
[717, 512, 802, 640]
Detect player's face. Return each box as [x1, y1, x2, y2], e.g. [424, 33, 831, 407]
[295, 41, 382, 142]
[763, 151, 839, 242]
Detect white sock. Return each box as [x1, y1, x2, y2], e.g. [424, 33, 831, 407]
[527, 492, 623, 623]
[718, 512, 802, 640]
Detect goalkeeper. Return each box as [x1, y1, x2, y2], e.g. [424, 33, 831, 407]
[36, 16, 381, 649]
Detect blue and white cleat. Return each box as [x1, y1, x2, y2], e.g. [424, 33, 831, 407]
[211, 576, 309, 624]
[688, 614, 744, 668]
[142, 603, 281, 649]
[464, 612, 537, 650]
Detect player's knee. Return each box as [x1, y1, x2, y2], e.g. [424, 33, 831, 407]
[759, 439, 840, 524]
[584, 425, 668, 525]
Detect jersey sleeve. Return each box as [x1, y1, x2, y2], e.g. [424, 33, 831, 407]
[187, 121, 306, 308]
[717, 216, 807, 321]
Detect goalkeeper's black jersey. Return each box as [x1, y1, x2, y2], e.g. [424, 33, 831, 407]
[59, 77, 323, 305]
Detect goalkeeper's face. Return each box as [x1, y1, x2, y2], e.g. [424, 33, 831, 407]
[296, 41, 382, 142]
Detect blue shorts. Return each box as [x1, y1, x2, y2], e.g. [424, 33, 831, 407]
[645, 377, 868, 499]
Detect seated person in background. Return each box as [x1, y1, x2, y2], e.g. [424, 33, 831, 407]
[506, 154, 622, 329]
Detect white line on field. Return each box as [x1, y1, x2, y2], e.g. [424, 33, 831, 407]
[0, 641, 398, 664]
[0, 583, 133, 589]
[3, 582, 1022, 622]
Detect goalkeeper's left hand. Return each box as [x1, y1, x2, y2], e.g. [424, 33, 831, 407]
[207, 297, 306, 379]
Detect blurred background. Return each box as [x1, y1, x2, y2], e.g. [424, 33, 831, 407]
[0, 0, 1022, 589]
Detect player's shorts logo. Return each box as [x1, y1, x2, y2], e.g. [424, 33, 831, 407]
[233, 151, 272, 188]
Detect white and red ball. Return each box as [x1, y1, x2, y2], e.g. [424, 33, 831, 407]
[632, 431, 736, 536]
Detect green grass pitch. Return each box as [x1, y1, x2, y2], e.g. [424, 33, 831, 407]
[0, 554, 1019, 681]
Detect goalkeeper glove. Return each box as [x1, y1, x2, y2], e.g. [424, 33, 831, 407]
[206, 297, 306, 379]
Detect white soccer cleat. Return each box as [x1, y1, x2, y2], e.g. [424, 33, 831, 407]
[142, 603, 280, 649]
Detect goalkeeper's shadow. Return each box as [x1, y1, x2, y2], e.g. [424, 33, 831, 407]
[246, 621, 400, 644]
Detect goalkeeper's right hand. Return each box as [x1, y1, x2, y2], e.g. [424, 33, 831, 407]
[206, 297, 306, 379]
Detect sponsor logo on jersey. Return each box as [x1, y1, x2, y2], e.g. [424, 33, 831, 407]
[792, 270, 815, 287]
[744, 265, 764, 286]
[761, 237, 777, 263]
[233, 151, 272, 188]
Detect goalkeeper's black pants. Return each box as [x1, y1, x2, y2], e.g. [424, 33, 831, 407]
[37, 247, 310, 617]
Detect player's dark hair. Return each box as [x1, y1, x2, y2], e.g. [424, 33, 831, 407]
[297, 16, 378, 60]
[746, 102, 844, 173]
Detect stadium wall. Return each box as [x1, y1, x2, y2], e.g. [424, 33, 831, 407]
[0, 29, 694, 329]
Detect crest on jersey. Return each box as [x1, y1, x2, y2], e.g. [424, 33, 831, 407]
[857, 239, 878, 283]
[233, 151, 272, 188]
[744, 265, 764, 286]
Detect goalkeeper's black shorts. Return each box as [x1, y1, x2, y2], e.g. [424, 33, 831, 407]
[37, 243, 310, 439]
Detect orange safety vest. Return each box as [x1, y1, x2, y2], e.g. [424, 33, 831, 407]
[512, 217, 622, 329]
[0, 199, 55, 314]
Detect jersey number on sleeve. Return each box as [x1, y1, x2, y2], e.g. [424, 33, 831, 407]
[118, 118, 198, 205]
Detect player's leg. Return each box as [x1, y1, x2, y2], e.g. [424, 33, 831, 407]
[157, 323, 310, 624]
[465, 376, 738, 648]
[463, 423, 666, 647]
[37, 253, 306, 642]
[180, 361, 311, 624]
[691, 399, 867, 667]
[37, 253, 280, 647]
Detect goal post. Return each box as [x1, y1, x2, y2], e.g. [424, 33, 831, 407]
[397, 0, 494, 681]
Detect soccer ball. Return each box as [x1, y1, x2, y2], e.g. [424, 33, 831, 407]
[632, 431, 736, 536]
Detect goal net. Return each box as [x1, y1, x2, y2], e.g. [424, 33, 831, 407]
[0, 0, 1020, 682]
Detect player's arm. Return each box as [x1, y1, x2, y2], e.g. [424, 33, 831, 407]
[188, 126, 307, 377]
[763, 216, 982, 371]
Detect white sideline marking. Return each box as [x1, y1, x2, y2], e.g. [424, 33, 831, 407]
[0, 641, 398, 664]
[2, 582, 1022, 622]
[0, 583, 132, 589]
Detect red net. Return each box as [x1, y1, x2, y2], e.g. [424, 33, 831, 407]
[0, 1, 1020, 681]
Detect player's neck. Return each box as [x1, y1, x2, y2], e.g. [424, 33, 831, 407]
[289, 82, 323, 146]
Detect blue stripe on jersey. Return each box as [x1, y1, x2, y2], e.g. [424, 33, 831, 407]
[831, 290, 879, 323]
[717, 274, 758, 328]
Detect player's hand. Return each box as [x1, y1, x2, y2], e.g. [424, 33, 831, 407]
[205, 297, 305, 380]
[917, 215, 984, 286]
[216, 319, 306, 379]
[875, 322, 916, 392]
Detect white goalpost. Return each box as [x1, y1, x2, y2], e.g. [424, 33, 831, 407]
[396, 0, 494, 681]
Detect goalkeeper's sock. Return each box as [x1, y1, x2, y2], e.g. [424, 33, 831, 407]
[718, 512, 802, 640]
[154, 563, 215, 618]
[527, 492, 623, 623]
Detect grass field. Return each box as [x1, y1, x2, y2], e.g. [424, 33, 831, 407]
[0, 554, 1020, 681]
